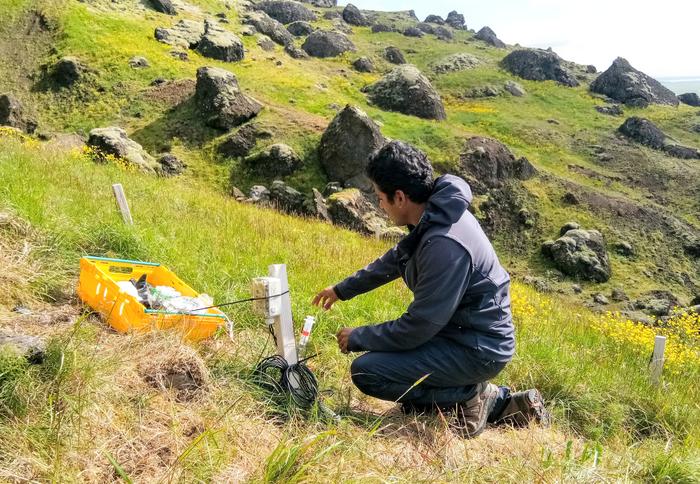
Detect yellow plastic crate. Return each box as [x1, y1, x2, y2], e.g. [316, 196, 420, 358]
[77, 256, 227, 341]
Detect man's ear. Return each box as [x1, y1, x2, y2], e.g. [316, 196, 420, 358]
[394, 190, 406, 206]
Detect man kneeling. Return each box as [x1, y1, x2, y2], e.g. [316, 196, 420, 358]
[313, 141, 547, 437]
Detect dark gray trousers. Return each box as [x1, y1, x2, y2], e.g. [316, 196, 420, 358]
[350, 336, 510, 414]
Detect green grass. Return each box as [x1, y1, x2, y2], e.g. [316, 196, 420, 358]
[0, 139, 698, 481]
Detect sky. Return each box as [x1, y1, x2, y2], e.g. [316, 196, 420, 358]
[343, 0, 699, 79]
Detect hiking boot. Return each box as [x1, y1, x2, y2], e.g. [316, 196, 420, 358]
[491, 388, 550, 428]
[451, 382, 498, 439]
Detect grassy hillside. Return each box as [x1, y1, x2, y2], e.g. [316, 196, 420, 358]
[1, 0, 699, 480]
[0, 135, 699, 482]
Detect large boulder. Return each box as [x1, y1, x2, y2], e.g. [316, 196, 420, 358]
[269, 180, 307, 214]
[364, 64, 446, 120]
[618, 117, 666, 149]
[197, 21, 245, 62]
[459, 136, 536, 189]
[618, 117, 700, 159]
[157, 153, 186, 176]
[155, 19, 205, 49]
[302, 30, 355, 58]
[342, 4, 370, 26]
[384, 46, 405, 64]
[0, 94, 37, 134]
[287, 20, 314, 36]
[87, 127, 159, 173]
[424, 15, 445, 25]
[327, 189, 399, 237]
[474, 26, 505, 48]
[255, 1, 316, 24]
[371, 24, 393, 33]
[679, 92, 700, 107]
[218, 123, 273, 158]
[403, 26, 424, 38]
[243, 143, 302, 177]
[416, 23, 435, 35]
[318, 105, 385, 186]
[633, 290, 681, 317]
[243, 11, 294, 46]
[542, 229, 611, 282]
[301, 0, 336, 6]
[352, 56, 374, 73]
[501, 49, 579, 87]
[431, 53, 479, 74]
[149, 0, 177, 15]
[504, 80, 526, 97]
[434, 26, 453, 41]
[445, 10, 465, 29]
[590, 58, 679, 107]
[52, 57, 86, 88]
[195, 66, 263, 130]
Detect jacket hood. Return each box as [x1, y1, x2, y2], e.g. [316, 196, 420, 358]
[420, 174, 473, 227]
[397, 174, 473, 260]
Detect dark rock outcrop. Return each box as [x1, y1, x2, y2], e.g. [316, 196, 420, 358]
[342, 3, 370, 26]
[0, 94, 37, 134]
[327, 189, 399, 237]
[431, 53, 479, 74]
[501, 49, 579, 87]
[287, 20, 314, 36]
[434, 26, 453, 41]
[384, 46, 405, 64]
[52, 57, 85, 88]
[302, 30, 355, 57]
[365, 64, 446, 120]
[352, 56, 374, 72]
[155, 19, 205, 49]
[595, 104, 623, 116]
[150, 0, 177, 15]
[424, 14, 444, 24]
[474, 26, 505, 48]
[257, 34, 276, 51]
[218, 123, 273, 158]
[590, 58, 679, 107]
[157, 153, 186, 176]
[197, 21, 245, 62]
[633, 290, 681, 317]
[87, 127, 159, 173]
[542, 229, 611, 282]
[195, 66, 263, 130]
[445, 10, 465, 29]
[503, 80, 525, 97]
[243, 143, 302, 177]
[318, 105, 385, 186]
[679, 92, 700, 107]
[459, 136, 536, 189]
[371, 24, 393, 33]
[618, 117, 700, 159]
[416, 23, 435, 35]
[269, 180, 307, 214]
[403, 26, 424, 38]
[243, 11, 294, 46]
[255, 1, 317, 24]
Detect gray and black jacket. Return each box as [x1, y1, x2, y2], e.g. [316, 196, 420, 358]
[334, 174, 515, 362]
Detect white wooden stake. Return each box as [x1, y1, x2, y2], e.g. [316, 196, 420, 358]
[650, 335, 666, 386]
[111, 183, 133, 225]
[269, 264, 298, 365]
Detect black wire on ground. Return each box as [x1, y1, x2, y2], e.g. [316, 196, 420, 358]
[190, 290, 290, 312]
[253, 354, 319, 409]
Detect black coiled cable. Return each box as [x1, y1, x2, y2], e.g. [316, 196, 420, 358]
[253, 354, 319, 409]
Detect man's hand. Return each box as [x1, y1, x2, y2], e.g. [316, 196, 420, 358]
[336, 327, 353, 354]
[312, 286, 339, 310]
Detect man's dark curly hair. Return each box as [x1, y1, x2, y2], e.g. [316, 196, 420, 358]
[366, 141, 434, 203]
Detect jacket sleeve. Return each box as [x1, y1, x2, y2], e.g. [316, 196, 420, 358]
[333, 246, 401, 301]
[347, 237, 472, 352]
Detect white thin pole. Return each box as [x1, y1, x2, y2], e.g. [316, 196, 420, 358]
[111, 183, 133, 225]
[650, 335, 666, 386]
[269, 264, 298, 365]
